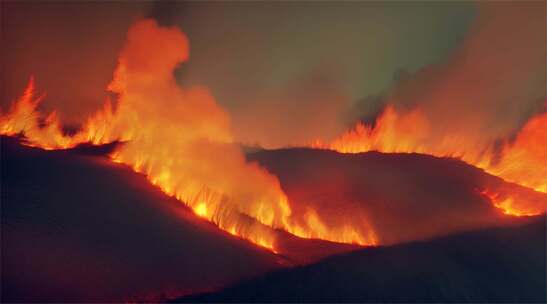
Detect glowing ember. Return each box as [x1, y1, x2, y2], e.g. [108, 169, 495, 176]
[194, 203, 208, 218]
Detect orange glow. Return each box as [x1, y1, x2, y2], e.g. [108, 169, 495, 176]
[479, 188, 544, 217]
[0, 19, 377, 252]
[287, 209, 377, 246]
[312, 105, 546, 215]
[484, 113, 547, 193]
[0, 77, 75, 150]
[3, 18, 541, 253]
[194, 203, 208, 218]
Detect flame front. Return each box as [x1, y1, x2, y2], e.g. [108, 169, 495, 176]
[2, 18, 543, 253]
[0, 19, 377, 251]
[312, 105, 546, 216]
[0, 77, 75, 150]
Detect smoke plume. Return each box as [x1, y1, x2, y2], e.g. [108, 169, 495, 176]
[383, 1, 545, 143]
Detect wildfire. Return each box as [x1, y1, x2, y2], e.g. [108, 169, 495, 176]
[479, 188, 543, 217]
[2, 18, 543, 253]
[312, 105, 546, 216]
[0, 19, 377, 252]
[287, 209, 378, 246]
[0, 77, 75, 150]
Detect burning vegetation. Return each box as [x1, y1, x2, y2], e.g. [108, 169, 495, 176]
[0, 19, 377, 251]
[1, 17, 545, 254]
[311, 104, 546, 216]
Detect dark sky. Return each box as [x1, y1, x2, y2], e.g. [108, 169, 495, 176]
[2, 1, 478, 146]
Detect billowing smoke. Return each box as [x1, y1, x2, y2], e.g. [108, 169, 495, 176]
[88, 19, 294, 247]
[371, 1, 545, 144]
[3, 18, 384, 249]
[148, 1, 476, 149]
[1, 2, 544, 252]
[318, 1, 546, 195]
[232, 69, 351, 148]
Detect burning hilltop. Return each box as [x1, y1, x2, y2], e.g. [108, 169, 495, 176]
[1, 13, 545, 255]
[311, 104, 546, 216]
[1, 19, 378, 251]
[2, 2, 545, 302]
[310, 2, 546, 216]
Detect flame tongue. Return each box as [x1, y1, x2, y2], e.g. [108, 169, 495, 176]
[82, 19, 292, 250]
[0, 76, 73, 150]
[312, 105, 546, 216]
[0, 19, 378, 252]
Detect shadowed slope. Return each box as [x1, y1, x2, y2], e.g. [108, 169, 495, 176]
[1, 136, 283, 302]
[3, 138, 544, 302]
[180, 216, 546, 303]
[249, 148, 545, 245]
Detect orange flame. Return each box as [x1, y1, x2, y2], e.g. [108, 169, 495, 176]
[0, 77, 75, 150]
[4, 18, 541, 252]
[0, 19, 377, 252]
[484, 113, 547, 193]
[312, 105, 546, 215]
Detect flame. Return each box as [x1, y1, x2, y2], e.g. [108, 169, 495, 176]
[194, 203, 208, 218]
[3, 18, 540, 253]
[288, 209, 377, 246]
[312, 105, 546, 215]
[0, 77, 75, 150]
[480, 188, 544, 217]
[484, 113, 547, 193]
[0, 19, 377, 252]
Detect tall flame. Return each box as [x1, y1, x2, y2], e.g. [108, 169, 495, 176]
[0, 76, 75, 150]
[0, 19, 377, 251]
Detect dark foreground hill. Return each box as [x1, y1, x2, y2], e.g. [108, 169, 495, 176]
[179, 216, 546, 303]
[1, 136, 283, 302]
[0, 137, 368, 302]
